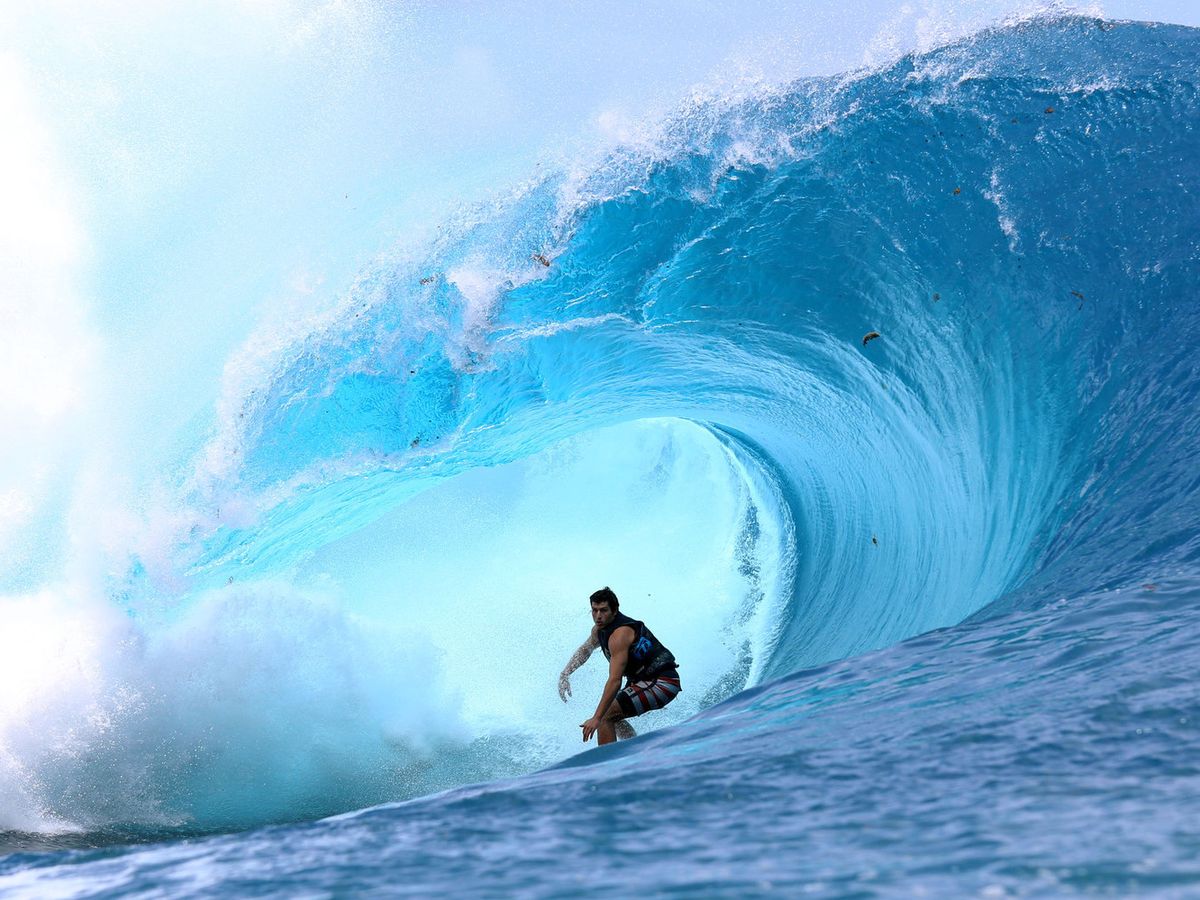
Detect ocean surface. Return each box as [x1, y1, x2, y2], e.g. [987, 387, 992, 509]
[2, 13, 1199, 897]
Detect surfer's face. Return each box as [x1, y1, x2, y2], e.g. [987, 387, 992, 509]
[590, 602, 615, 627]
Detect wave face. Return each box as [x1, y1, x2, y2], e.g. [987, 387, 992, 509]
[182, 15, 1197, 669]
[2, 14, 1200, 894]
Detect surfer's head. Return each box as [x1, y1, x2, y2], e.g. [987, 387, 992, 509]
[589, 586, 619, 626]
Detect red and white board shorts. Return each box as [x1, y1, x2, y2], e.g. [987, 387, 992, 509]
[617, 672, 682, 717]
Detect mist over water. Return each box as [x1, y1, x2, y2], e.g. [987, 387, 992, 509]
[1, 7, 1199, 897]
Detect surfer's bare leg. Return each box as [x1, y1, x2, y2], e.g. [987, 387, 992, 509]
[600, 701, 634, 744]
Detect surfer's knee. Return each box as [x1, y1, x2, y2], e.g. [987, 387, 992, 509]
[603, 702, 626, 722]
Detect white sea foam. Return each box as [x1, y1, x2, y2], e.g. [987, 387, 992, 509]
[0, 579, 467, 832]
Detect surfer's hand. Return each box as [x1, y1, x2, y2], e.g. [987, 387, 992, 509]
[558, 673, 571, 702]
[581, 717, 600, 742]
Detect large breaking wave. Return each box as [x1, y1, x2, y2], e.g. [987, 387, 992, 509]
[1, 14, 1197, 839]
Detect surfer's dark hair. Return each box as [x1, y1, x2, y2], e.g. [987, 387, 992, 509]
[590, 587, 619, 611]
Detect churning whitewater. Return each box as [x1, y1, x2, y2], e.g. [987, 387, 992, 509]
[2, 12, 1199, 898]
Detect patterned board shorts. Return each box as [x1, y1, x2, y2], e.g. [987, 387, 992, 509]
[617, 672, 682, 718]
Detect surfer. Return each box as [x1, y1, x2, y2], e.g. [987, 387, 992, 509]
[557, 586, 681, 745]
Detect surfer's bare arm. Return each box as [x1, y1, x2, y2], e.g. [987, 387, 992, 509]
[558, 627, 599, 702]
[581, 627, 632, 742]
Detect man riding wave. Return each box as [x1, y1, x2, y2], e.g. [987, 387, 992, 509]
[558, 587, 682, 745]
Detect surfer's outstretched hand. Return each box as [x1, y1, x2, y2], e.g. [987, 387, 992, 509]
[581, 717, 600, 742]
[558, 673, 572, 702]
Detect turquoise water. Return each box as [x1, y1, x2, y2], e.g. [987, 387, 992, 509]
[1, 14, 1199, 897]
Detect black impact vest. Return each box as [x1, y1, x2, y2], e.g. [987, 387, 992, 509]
[598, 612, 678, 681]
